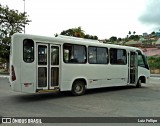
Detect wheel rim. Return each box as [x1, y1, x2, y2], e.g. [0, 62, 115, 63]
[75, 85, 83, 94]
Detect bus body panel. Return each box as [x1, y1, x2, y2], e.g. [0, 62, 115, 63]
[10, 35, 22, 92]
[103, 64, 128, 86]
[138, 66, 150, 84]
[20, 61, 36, 93]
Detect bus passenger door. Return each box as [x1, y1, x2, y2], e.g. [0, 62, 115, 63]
[129, 52, 138, 84]
[37, 43, 60, 90]
[37, 44, 48, 90]
[49, 45, 60, 89]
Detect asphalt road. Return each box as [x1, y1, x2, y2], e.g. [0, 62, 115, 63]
[0, 77, 160, 126]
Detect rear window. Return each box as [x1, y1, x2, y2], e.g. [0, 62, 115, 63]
[23, 39, 34, 63]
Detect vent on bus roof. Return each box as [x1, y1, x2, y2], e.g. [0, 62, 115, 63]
[57, 35, 99, 43]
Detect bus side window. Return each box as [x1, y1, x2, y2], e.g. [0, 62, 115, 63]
[51, 46, 59, 65]
[97, 47, 108, 64]
[23, 39, 34, 63]
[63, 44, 86, 64]
[38, 45, 47, 65]
[110, 48, 127, 65]
[88, 47, 96, 63]
[88, 46, 108, 64]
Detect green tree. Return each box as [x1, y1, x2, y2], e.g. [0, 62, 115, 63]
[134, 35, 140, 41]
[147, 56, 156, 68]
[117, 38, 122, 41]
[109, 36, 117, 42]
[84, 34, 90, 39]
[84, 34, 98, 40]
[60, 27, 85, 38]
[128, 34, 140, 41]
[93, 35, 98, 40]
[133, 31, 136, 35]
[151, 31, 155, 35]
[129, 35, 135, 40]
[0, 4, 31, 63]
[60, 27, 98, 40]
[54, 33, 58, 37]
[60, 28, 74, 36]
[128, 31, 131, 36]
[154, 57, 160, 69]
[126, 35, 129, 38]
[147, 56, 160, 69]
[72, 26, 85, 38]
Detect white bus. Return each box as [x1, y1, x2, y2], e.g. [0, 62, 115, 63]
[9, 33, 150, 96]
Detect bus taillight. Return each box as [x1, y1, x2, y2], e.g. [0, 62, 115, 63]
[11, 65, 16, 81]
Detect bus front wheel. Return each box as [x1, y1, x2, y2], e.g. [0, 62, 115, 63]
[72, 81, 86, 96]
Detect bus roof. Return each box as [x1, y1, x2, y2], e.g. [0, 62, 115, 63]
[12, 33, 141, 52]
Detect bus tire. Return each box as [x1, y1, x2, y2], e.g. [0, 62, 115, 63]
[136, 79, 142, 88]
[71, 80, 86, 96]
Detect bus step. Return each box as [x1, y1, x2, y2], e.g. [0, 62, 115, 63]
[36, 88, 59, 93]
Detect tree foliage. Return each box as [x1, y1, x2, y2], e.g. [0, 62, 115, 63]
[84, 34, 98, 40]
[109, 36, 117, 42]
[128, 31, 131, 35]
[147, 56, 160, 69]
[133, 31, 136, 35]
[129, 35, 140, 41]
[0, 4, 31, 62]
[60, 27, 98, 40]
[117, 38, 122, 41]
[151, 31, 155, 35]
[60, 27, 85, 38]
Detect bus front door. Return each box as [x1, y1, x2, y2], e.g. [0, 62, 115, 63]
[129, 52, 138, 84]
[49, 45, 60, 89]
[37, 43, 60, 90]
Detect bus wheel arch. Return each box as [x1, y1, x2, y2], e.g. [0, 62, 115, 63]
[71, 78, 87, 96]
[136, 76, 146, 88]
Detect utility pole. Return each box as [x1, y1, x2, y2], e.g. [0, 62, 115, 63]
[23, 0, 25, 33]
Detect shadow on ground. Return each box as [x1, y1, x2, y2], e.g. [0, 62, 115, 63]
[12, 85, 147, 103]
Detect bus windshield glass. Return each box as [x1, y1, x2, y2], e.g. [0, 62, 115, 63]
[137, 50, 149, 70]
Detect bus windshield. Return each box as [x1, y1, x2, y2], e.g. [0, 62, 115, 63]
[137, 50, 149, 70]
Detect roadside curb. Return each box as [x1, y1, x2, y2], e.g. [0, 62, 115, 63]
[0, 75, 9, 78]
[150, 74, 160, 77]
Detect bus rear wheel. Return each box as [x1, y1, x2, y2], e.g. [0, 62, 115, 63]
[136, 79, 142, 88]
[72, 80, 86, 96]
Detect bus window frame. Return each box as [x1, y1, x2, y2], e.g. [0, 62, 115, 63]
[23, 39, 34, 63]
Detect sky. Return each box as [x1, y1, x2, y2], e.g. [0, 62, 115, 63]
[1, 0, 160, 39]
